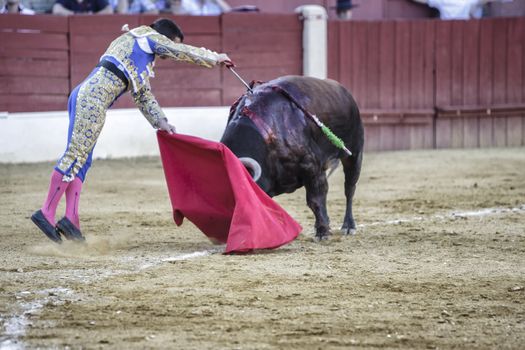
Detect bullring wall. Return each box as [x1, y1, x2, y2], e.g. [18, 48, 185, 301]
[328, 17, 525, 150]
[1, 14, 525, 154]
[0, 13, 301, 112]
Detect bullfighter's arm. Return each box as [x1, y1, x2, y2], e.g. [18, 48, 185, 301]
[131, 85, 168, 129]
[148, 33, 221, 68]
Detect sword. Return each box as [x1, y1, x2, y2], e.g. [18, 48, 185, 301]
[228, 66, 253, 93]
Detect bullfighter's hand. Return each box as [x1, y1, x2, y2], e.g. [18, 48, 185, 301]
[157, 118, 177, 134]
[218, 53, 235, 68]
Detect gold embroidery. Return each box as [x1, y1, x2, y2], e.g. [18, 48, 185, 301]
[57, 68, 126, 177]
[102, 26, 219, 94]
[150, 30, 219, 68]
[57, 26, 223, 178]
[131, 86, 166, 127]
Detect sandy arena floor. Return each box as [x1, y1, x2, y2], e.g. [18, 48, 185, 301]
[0, 147, 524, 349]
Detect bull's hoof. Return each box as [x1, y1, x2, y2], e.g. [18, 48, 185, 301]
[343, 228, 357, 236]
[341, 224, 357, 236]
[313, 234, 329, 242]
[313, 228, 331, 242]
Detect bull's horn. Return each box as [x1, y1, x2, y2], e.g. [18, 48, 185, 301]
[239, 157, 262, 182]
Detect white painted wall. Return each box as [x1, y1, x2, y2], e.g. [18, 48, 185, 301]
[0, 107, 229, 163]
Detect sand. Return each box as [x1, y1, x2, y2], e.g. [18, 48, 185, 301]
[1, 147, 524, 349]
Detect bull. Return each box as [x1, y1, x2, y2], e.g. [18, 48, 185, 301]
[220, 75, 364, 240]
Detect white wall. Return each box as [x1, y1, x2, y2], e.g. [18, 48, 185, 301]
[0, 107, 229, 163]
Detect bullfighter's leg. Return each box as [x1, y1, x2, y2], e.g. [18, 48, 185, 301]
[30, 170, 70, 243]
[32, 66, 125, 243]
[304, 172, 331, 240]
[56, 176, 86, 242]
[341, 150, 363, 235]
[52, 67, 124, 242]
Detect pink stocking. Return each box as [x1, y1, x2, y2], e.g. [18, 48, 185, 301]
[41, 170, 69, 226]
[65, 177, 83, 229]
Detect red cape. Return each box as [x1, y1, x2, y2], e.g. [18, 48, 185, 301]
[157, 131, 302, 253]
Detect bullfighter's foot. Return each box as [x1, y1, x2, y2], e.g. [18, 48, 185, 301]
[31, 209, 62, 244]
[56, 217, 86, 242]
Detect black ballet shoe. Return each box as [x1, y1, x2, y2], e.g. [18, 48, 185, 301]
[56, 217, 86, 242]
[31, 210, 62, 243]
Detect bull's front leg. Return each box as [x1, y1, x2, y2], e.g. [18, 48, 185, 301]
[304, 173, 331, 241]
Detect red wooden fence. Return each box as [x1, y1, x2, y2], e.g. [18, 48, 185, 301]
[329, 17, 525, 150]
[0, 14, 301, 112]
[1, 14, 524, 151]
[67, 13, 301, 109]
[329, 19, 435, 151]
[221, 13, 302, 104]
[0, 16, 69, 112]
[434, 18, 525, 149]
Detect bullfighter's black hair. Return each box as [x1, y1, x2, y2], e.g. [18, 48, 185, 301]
[150, 18, 184, 42]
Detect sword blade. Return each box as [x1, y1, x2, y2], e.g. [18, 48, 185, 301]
[228, 67, 252, 93]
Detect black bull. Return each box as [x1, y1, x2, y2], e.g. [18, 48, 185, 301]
[220, 75, 364, 240]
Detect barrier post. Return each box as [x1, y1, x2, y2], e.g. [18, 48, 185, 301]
[295, 5, 327, 79]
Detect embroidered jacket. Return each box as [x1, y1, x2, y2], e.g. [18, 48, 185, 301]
[100, 25, 221, 127]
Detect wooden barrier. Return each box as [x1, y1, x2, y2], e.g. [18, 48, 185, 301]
[0, 15, 69, 112]
[0, 14, 300, 112]
[329, 17, 525, 150]
[221, 13, 302, 105]
[329, 19, 436, 151]
[2, 14, 524, 151]
[67, 14, 301, 108]
[434, 18, 525, 148]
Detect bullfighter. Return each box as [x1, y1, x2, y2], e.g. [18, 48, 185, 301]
[31, 18, 233, 243]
